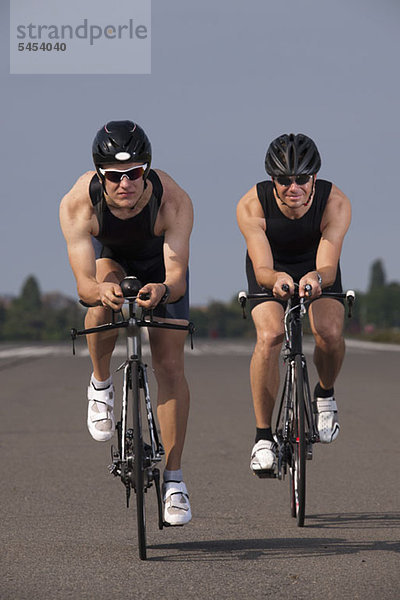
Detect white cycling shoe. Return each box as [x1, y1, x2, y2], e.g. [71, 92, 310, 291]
[87, 382, 115, 442]
[250, 440, 277, 474]
[314, 397, 340, 443]
[163, 481, 192, 526]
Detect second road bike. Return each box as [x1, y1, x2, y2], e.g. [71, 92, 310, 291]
[239, 283, 355, 526]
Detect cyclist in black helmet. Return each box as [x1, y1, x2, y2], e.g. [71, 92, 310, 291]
[60, 120, 193, 525]
[237, 133, 351, 476]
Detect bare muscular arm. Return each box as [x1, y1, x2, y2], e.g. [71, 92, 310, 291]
[59, 172, 123, 309]
[137, 170, 194, 308]
[236, 186, 295, 298]
[299, 184, 351, 295]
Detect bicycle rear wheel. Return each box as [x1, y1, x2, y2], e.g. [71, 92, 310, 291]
[132, 361, 147, 560]
[292, 354, 306, 527]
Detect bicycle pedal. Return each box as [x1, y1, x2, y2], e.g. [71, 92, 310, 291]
[253, 469, 277, 479]
[108, 463, 120, 476]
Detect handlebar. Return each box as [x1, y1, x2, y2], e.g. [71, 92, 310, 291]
[238, 286, 355, 318]
[71, 276, 194, 354]
[79, 292, 150, 309]
[79, 276, 153, 309]
[281, 282, 312, 296]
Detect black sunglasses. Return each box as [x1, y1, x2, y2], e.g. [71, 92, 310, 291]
[275, 174, 312, 186]
[99, 164, 147, 183]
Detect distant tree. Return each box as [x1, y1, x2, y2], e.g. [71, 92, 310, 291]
[368, 259, 386, 291]
[365, 281, 400, 329]
[0, 265, 399, 342]
[190, 296, 255, 338]
[0, 301, 6, 337]
[359, 259, 400, 331]
[2, 275, 45, 340]
[0, 275, 85, 341]
[20, 275, 42, 311]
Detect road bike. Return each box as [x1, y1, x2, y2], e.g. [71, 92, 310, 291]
[239, 284, 355, 526]
[71, 276, 194, 559]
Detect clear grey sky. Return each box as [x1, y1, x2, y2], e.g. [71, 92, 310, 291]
[2, 0, 399, 304]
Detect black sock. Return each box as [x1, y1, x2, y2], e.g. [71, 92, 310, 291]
[314, 383, 334, 398]
[255, 427, 274, 443]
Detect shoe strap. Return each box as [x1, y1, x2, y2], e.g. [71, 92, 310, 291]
[88, 385, 114, 408]
[163, 482, 189, 501]
[314, 398, 337, 413]
[252, 440, 275, 455]
[88, 400, 112, 423]
[167, 494, 190, 512]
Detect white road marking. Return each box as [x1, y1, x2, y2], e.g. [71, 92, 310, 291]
[0, 338, 399, 360]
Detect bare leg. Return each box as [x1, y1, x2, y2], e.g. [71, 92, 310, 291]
[85, 259, 125, 380]
[149, 326, 189, 471]
[250, 302, 285, 428]
[308, 298, 345, 389]
[85, 306, 119, 380]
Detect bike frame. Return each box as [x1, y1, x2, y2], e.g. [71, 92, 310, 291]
[275, 294, 318, 468]
[116, 301, 164, 501]
[71, 292, 194, 559]
[238, 286, 355, 526]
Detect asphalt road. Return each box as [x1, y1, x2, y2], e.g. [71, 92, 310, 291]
[1, 339, 399, 599]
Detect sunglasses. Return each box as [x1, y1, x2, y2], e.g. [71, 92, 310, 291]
[275, 174, 312, 186]
[99, 164, 147, 183]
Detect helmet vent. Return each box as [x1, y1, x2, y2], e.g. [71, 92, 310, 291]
[115, 152, 131, 161]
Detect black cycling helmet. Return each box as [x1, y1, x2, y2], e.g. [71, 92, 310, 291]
[92, 120, 152, 182]
[265, 133, 321, 177]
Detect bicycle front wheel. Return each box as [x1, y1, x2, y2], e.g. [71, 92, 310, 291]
[132, 361, 147, 560]
[292, 354, 306, 527]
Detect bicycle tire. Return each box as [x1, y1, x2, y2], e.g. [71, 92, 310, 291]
[293, 354, 306, 527]
[280, 365, 296, 517]
[132, 360, 147, 560]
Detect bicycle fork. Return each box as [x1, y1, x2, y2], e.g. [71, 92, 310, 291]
[108, 362, 133, 506]
[109, 359, 163, 508]
[293, 353, 318, 459]
[276, 357, 295, 479]
[276, 352, 316, 478]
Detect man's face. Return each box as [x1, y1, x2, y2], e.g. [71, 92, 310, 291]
[273, 174, 315, 208]
[100, 161, 147, 207]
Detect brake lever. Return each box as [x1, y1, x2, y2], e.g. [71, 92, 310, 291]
[297, 284, 312, 316]
[238, 291, 247, 319]
[70, 328, 77, 355]
[346, 290, 355, 318]
[189, 322, 195, 349]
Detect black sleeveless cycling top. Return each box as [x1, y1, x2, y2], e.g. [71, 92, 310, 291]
[89, 169, 164, 262]
[246, 178, 343, 304]
[256, 179, 332, 272]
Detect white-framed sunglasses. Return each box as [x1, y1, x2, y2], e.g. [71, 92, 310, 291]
[99, 163, 147, 183]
